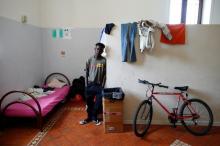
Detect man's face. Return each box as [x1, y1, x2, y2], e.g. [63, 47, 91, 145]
[94, 45, 104, 57]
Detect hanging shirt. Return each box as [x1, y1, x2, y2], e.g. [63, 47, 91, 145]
[138, 26, 155, 52]
[138, 19, 172, 52]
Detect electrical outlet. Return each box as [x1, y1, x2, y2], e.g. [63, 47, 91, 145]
[21, 15, 27, 23]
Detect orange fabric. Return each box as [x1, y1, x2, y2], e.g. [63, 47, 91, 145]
[160, 24, 185, 44]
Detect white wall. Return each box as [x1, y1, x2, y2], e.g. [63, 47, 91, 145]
[0, 0, 41, 26]
[39, 0, 220, 27]
[40, 0, 170, 28]
[42, 28, 100, 81]
[0, 17, 43, 99]
[105, 25, 220, 125]
[0, 0, 219, 27]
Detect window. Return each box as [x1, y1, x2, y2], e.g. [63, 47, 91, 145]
[169, 0, 205, 24]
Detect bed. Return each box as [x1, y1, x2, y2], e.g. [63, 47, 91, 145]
[0, 73, 71, 131]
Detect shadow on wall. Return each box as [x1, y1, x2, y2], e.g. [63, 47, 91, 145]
[188, 88, 213, 102]
[133, 31, 192, 66]
[188, 88, 219, 124]
[124, 91, 165, 124]
[123, 91, 142, 122]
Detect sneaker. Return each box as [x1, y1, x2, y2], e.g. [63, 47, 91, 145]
[85, 105, 88, 111]
[79, 118, 91, 125]
[93, 119, 101, 126]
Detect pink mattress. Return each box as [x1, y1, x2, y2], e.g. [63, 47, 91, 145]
[4, 86, 70, 117]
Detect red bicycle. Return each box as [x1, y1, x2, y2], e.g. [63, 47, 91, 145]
[133, 79, 213, 137]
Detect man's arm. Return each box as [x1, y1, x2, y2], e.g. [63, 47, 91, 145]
[101, 59, 106, 88]
[85, 59, 91, 86]
[102, 75, 106, 88]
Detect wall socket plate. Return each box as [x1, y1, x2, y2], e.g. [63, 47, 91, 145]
[21, 15, 27, 23]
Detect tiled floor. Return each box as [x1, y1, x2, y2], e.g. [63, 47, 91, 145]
[0, 99, 220, 146]
[0, 118, 39, 146]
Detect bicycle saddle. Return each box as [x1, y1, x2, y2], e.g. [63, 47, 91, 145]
[174, 86, 188, 91]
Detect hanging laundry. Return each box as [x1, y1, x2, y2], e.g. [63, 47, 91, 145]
[138, 20, 172, 52]
[100, 28, 107, 45]
[99, 28, 105, 42]
[138, 22, 155, 52]
[160, 24, 185, 44]
[99, 23, 115, 57]
[99, 28, 107, 57]
[105, 23, 115, 34]
[121, 22, 137, 62]
[99, 23, 115, 45]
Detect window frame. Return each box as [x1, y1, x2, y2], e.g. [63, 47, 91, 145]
[180, 0, 204, 24]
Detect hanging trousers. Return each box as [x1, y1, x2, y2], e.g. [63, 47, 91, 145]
[121, 22, 137, 62]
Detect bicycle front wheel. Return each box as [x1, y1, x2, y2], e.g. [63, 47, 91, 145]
[180, 99, 213, 136]
[133, 100, 153, 137]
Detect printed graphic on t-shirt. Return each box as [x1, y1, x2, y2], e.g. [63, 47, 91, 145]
[96, 63, 104, 68]
[88, 57, 106, 85]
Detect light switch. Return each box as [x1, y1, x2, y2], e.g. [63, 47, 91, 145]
[60, 50, 66, 57]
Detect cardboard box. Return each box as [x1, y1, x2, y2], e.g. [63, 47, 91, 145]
[104, 111, 123, 123]
[103, 99, 123, 112]
[103, 98, 123, 133]
[104, 122, 123, 133]
[103, 98, 123, 107]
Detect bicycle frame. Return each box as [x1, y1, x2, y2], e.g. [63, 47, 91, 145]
[134, 79, 213, 137]
[148, 86, 198, 120]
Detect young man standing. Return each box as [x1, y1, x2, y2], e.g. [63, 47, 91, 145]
[79, 43, 106, 125]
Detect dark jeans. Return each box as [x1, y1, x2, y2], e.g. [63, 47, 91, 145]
[86, 83, 103, 121]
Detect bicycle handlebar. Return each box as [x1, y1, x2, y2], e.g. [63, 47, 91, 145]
[138, 79, 169, 88]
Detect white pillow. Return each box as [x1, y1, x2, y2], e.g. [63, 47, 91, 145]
[47, 78, 66, 88]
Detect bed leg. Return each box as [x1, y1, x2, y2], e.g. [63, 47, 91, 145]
[0, 115, 3, 131]
[37, 116, 43, 132]
[0, 114, 6, 131]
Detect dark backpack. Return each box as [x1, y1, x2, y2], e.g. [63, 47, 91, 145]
[68, 76, 85, 100]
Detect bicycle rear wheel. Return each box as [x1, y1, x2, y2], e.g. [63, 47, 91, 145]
[180, 99, 213, 136]
[133, 100, 153, 137]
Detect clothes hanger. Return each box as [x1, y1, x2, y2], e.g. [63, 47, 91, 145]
[137, 20, 153, 27]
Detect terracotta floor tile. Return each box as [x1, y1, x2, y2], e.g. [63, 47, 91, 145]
[1, 99, 220, 146]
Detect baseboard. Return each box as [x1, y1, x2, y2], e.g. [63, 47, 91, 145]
[124, 120, 220, 126]
[213, 122, 220, 126]
[124, 120, 169, 125]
